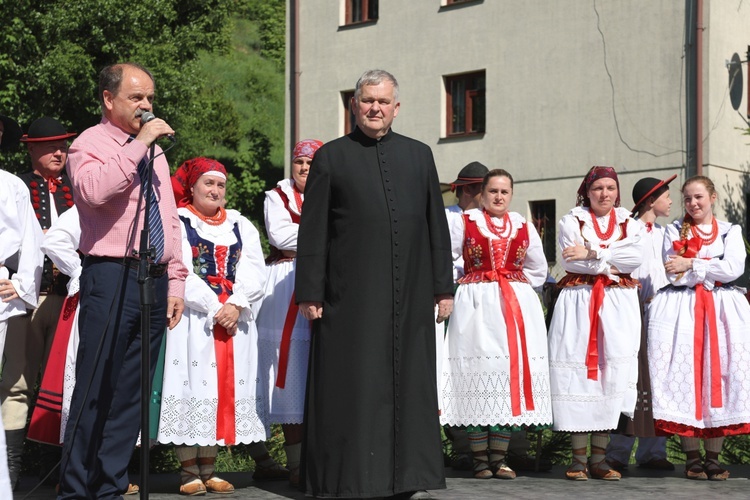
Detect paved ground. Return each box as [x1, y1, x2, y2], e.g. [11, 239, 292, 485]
[13, 465, 750, 499]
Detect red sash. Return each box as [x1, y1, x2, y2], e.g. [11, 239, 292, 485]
[586, 275, 613, 380]
[494, 267, 535, 416]
[275, 292, 305, 388]
[207, 248, 236, 445]
[27, 293, 79, 445]
[692, 285, 723, 420]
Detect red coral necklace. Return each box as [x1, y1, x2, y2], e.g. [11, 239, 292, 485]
[187, 204, 227, 226]
[691, 218, 718, 245]
[484, 211, 511, 239]
[590, 208, 616, 241]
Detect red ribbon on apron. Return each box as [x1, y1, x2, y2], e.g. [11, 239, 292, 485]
[586, 275, 613, 380]
[275, 291, 301, 389]
[692, 285, 722, 421]
[207, 260, 236, 445]
[496, 271, 535, 416]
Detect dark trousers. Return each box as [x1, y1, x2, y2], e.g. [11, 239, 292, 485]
[58, 260, 167, 499]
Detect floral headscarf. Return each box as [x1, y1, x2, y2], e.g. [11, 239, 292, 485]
[575, 166, 620, 208]
[171, 157, 227, 208]
[292, 139, 323, 161]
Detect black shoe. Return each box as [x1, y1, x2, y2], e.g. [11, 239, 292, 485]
[392, 491, 431, 500]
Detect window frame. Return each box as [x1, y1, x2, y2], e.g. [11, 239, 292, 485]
[444, 70, 486, 138]
[342, 90, 356, 135]
[529, 199, 557, 264]
[344, 0, 378, 26]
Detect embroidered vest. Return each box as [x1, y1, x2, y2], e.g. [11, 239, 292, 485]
[180, 216, 243, 297]
[459, 213, 530, 284]
[19, 171, 76, 294]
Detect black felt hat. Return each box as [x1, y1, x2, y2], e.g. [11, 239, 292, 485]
[450, 161, 489, 191]
[20, 117, 77, 143]
[0, 114, 23, 151]
[631, 174, 677, 214]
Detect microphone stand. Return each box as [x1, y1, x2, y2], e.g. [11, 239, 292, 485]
[137, 142, 157, 500]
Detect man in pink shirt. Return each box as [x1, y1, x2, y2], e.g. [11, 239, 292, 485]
[57, 62, 187, 499]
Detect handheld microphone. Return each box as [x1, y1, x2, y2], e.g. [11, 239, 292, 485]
[140, 111, 175, 142]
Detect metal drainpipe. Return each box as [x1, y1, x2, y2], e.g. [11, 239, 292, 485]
[292, 0, 299, 147]
[696, 0, 704, 176]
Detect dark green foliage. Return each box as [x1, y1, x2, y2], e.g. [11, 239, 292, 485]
[0, 1, 286, 225]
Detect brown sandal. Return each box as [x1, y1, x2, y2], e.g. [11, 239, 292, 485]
[704, 458, 730, 481]
[565, 456, 588, 481]
[473, 456, 493, 479]
[684, 458, 708, 481]
[588, 459, 621, 481]
[490, 459, 516, 480]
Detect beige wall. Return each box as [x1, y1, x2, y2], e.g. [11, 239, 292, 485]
[288, 0, 750, 248]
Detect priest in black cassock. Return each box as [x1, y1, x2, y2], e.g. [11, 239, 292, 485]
[296, 69, 454, 499]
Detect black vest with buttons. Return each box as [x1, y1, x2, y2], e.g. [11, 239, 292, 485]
[18, 171, 75, 295]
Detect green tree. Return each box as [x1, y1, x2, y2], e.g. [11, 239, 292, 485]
[0, 0, 286, 226]
[0, 0, 234, 173]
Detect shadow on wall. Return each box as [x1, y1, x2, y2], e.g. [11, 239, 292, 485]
[721, 163, 750, 288]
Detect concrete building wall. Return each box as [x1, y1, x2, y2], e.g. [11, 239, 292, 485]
[702, 1, 750, 223]
[287, 0, 750, 269]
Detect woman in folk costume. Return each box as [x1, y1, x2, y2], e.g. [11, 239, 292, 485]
[440, 169, 553, 480]
[547, 166, 644, 481]
[648, 175, 750, 481]
[256, 139, 322, 486]
[158, 157, 268, 495]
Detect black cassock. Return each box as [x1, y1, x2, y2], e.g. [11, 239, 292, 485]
[296, 127, 453, 498]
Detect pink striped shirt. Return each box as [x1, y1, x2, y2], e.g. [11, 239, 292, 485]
[67, 117, 187, 297]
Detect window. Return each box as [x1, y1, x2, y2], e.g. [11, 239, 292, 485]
[445, 71, 485, 137]
[345, 0, 378, 25]
[530, 200, 556, 263]
[342, 90, 356, 135]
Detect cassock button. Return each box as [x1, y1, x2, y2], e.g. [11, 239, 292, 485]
[391, 207, 395, 211]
